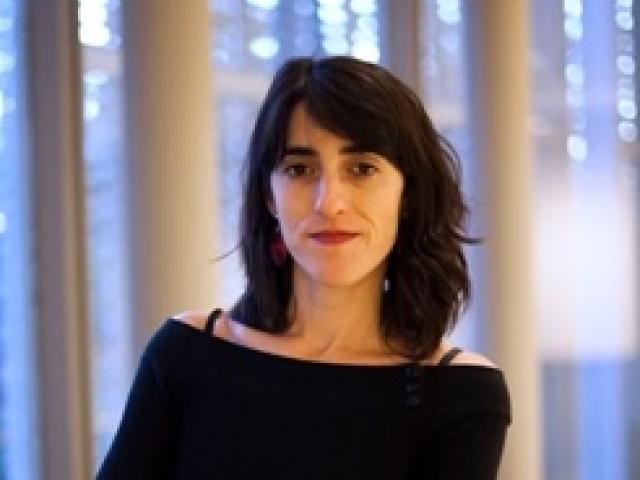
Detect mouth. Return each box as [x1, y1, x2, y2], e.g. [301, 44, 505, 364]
[309, 231, 359, 245]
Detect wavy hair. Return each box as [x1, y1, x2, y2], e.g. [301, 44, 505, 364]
[227, 56, 480, 362]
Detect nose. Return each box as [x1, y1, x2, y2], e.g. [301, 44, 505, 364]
[314, 173, 347, 217]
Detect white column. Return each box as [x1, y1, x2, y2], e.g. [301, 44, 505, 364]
[381, 0, 421, 92]
[122, 0, 219, 359]
[463, 1, 542, 479]
[30, 0, 92, 478]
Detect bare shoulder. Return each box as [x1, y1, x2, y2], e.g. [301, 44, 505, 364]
[172, 310, 210, 331]
[172, 310, 233, 340]
[450, 349, 500, 369]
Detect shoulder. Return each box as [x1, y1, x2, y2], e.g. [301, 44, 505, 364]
[139, 311, 214, 368]
[140, 311, 218, 395]
[172, 309, 233, 340]
[439, 341, 500, 369]
[172, 310, 211, 331]
[450, 350, 500, 369]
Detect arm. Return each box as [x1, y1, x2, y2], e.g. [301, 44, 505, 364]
[96, 350, 178, 479]
[420, 351, 510, 479]
[421, 409, 510, 479]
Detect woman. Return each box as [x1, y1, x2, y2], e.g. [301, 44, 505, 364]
[97, 56, 511, 479]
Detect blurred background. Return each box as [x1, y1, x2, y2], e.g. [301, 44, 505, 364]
[0, 0, 637, 479]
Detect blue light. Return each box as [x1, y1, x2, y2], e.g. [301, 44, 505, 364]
[565, 63, 584, 86]
[318, 0, 346, 6]
[617, 98, 637, 120]
[322, 37, 349, 54]
[79, 2, 108, 25]
[84, 70, 110, 87]
[616, 55, 635, 75]
[0, 15, 13, 33]
[563, 0, 583, 17]
[78, 0, 111, 48]
[436, 2, 461, 25]
[84, 98, 101, 121]
[350, 0, 376, 15]
[0, 51, 14, 74]
[615, 11, 633, 30]
[356, 15, 378, 33]
[246, 0, 279, 10]
[351, 42, 379, 62]
[79, 24, 111, 47]
[317, 5, 348, 24]
[249, 36, 279, 59]
[352, 30, 377, 44]
[564, 17, 583, 40]
[320, 23, 347, 38]
[567, 134, 588, 162]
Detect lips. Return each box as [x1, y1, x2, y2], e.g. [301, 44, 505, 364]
[309, 231, 359, 245]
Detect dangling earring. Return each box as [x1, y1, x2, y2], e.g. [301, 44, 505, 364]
[269, 223, 288, 267]
[383, 277, 390, 292]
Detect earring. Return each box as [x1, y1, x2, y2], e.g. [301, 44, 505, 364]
[383, 277, 390, 292]
[269, 224, 288, 267]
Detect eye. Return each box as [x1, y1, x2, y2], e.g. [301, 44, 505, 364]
[350, 162, 378, 176]
[282, 163, 315, 178]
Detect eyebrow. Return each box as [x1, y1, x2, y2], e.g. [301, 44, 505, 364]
[282, 144, 374, 157]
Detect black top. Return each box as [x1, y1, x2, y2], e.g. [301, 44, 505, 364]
[97, 309, 512, 479]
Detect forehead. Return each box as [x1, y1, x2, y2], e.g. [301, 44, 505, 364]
[286, 102, 346, 146]
[281, 102, 403, 175]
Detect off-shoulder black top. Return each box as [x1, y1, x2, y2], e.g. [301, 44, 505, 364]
[97, 308, 511, 479]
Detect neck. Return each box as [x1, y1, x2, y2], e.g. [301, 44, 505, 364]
[284, 264, 390, 358]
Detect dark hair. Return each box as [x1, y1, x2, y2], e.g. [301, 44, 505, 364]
[228, 56, 480, 362]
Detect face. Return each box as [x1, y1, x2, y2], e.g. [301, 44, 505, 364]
[268, 102, 405, 288]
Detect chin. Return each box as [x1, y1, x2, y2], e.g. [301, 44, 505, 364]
[293, 260, 379, 289]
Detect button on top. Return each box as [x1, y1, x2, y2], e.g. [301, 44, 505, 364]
[405, 395, 420, 407]
[405, 382, 420, 393]
[404, 362, 423, 407]
[405, 364, 421, 377]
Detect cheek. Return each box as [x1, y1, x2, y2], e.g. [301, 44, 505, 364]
[382, 205, 402, 237]
[270, 177, 293, 215]
[376, 179, 403, 215]
[271, 182, 310, 229]
[373, 191, 403, 243]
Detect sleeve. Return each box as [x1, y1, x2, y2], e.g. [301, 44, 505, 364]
[419, 408, 510, 479]
[96, 347, 178, 479]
